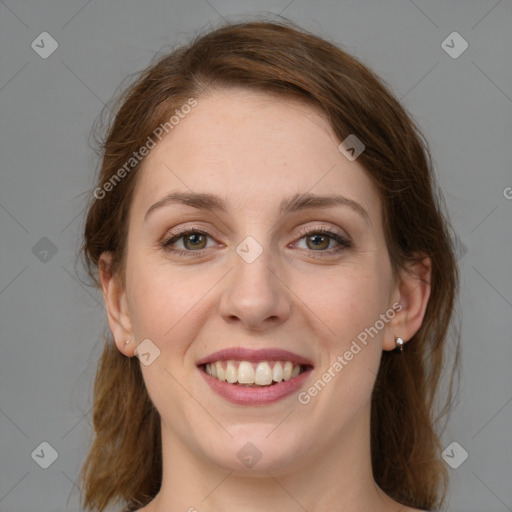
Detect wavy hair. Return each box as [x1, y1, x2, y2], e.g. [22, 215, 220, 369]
[80, 19, 460, 512]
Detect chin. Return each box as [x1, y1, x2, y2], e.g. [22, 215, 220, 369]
[198, 425, 313, 475]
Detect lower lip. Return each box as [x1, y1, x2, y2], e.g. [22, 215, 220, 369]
[199, 367, 312, 405]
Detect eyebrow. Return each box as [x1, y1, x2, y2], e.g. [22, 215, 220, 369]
[144, 191, 371, 224]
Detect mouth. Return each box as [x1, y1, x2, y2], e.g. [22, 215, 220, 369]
[196, 348, 314, 405]
[201, 360, 310, 387]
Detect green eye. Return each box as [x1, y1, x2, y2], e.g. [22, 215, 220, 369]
[162, 230, 214, 254]
[162, 227, 351, 257]
[295, 228, 352, 255]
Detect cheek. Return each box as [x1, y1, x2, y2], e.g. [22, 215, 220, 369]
[292, 261, 391, 408]
[125, 256, 216, 349]
[294, 262, 390, 345]
[124, 260, 214, 419]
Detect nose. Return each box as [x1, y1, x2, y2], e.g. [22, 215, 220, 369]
[218, 243, 292, 332]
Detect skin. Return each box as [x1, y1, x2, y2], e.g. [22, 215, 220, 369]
[100, 88, 431, 512]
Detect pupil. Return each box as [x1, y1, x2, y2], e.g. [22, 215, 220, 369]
[309, 234, 327, 249]
[187, 234, 204, 248]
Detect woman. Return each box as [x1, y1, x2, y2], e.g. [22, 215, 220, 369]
[80, 20, 459, 512]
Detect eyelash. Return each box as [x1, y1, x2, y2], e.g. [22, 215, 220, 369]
[161, 226, 352, 258]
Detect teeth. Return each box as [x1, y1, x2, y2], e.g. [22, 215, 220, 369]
[215, 361, 225, 381]
[283, 361, 293, 381]
[238, 361, 255, 384]
[225, 360, 237, 383]
[255, 362, 273, 385]
[204, 360, 305, 386]
[272, 361, 284, 382]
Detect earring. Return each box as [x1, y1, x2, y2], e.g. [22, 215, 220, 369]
[395, 337, 404, 352]
[124, 339, 130, 346]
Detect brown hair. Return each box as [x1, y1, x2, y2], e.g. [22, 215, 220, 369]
[80, 19, 460, 512]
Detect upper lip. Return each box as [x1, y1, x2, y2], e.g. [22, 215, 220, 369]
[196, 347, 314, 367]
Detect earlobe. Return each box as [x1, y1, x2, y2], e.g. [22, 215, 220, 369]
[383, 255, 432, 351]
[99, 252, 135, 357]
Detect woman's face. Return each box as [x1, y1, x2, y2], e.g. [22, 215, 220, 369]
[106, 88, 408, 474]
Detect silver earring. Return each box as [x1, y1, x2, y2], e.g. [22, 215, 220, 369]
[124, 339, 130, 346]
[395, 337, 404, 352]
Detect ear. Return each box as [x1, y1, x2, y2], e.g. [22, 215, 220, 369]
[99, 252, 135, 357]
[382, 255, 432, 351]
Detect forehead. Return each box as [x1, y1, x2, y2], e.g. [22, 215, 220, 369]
[132, 87, 381, 222]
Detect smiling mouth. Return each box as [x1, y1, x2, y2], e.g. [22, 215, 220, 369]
[201, 360, 310, 387]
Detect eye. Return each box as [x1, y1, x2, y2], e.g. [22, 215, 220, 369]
[294, 227, 352, 255]
[161, 226, 352, 257]
[162, 229, 217, 254]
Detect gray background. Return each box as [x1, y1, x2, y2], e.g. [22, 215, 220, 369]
[1, 1, 511, 511]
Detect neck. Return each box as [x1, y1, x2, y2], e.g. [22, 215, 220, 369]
[146, 404, 395, 512]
